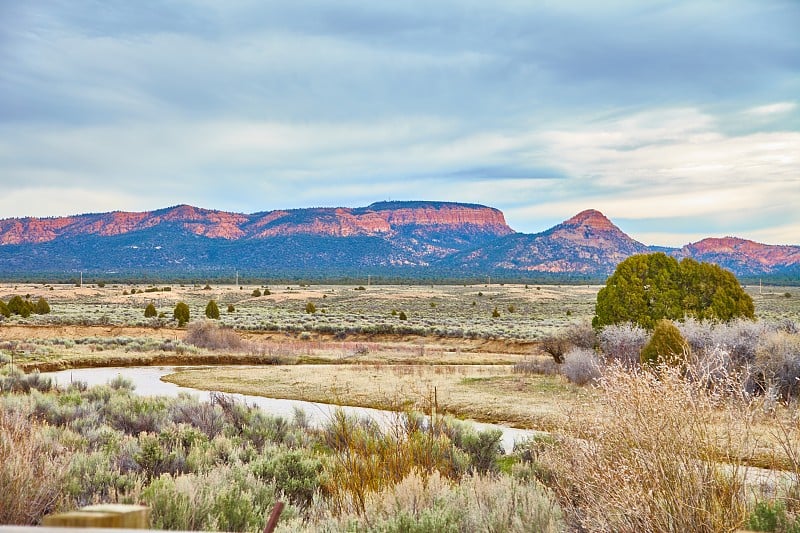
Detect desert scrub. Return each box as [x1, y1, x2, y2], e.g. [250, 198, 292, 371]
[283, 470, 564, 532]
[143, 465, 291, 532]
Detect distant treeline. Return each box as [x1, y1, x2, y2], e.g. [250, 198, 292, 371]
[0, 268, 612, 286]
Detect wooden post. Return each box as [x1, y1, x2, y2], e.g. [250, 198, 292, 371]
[43, 504, 150, 529]
[263, 501, 285, 533]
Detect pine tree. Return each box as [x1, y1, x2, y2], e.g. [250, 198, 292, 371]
[205, 300, 220, 319]
[594, 253, 754, 329]
[174, 302, 190, 326]
[144, 303, 157, 318]
[33, 297, 51, 315]
[7, 295, 32, 318]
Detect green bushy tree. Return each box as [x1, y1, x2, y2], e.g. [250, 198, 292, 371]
[144, 303, 157, 318]
[640, 319, 689, 367]
[7, 296, 32, 318]
[33, 297, 51, 315]
[173, 302, 190, 326]
[0, 300, 10, 318]
[205, 300, 220, 320]
[305, 302, 316, 314]
[594, 253, 754, 329]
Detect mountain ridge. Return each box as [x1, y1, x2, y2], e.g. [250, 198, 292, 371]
[0, 201, 797, 280]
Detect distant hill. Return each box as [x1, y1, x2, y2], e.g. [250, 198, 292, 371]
[0, 202, 798, 281]
[442, 210, 651, 276]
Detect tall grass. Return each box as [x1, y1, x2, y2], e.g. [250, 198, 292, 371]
[0, 407, 72, 524]
[542, 365, 749, 532]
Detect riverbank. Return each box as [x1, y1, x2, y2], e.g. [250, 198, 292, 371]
[163, 363, 590, 431]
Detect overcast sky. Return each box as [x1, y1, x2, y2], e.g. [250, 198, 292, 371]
[1, 1, 798, 246]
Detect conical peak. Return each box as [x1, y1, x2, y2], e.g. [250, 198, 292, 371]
[563, 209, 615, 230]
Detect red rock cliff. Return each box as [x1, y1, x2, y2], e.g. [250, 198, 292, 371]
[0, 202, 514, 244]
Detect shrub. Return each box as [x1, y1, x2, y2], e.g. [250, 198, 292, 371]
[205, 300, 220, 320]
[227, 304, 235, 313]
[305, 302, 316, 314]
[142, 465, 283, 532]
[169, 398, 225, 439]
[7, 295, 32, 318]
[33, 297, 50, 314]
[202, 284, 212, 290]
[104, 394, 167, 435]
[251, 288, 261, 297]
[754, 330, 800, 400]
[598, 322, 649, 367]
[290, 471, 563, 532]
[565, 320, 597, 350]
[513, 358, 559, 376]
[640, 319, 689, 368]
[561, 347, 602, 385]
[398, 311, 408, 321]
[492, 307, 500, 318]
[250, 448, 323, 507]
[541, 335, 570, 364]
[174, 302, 190, 326]
[144, 303, 158, 318]
[185, 321, 245, 352]
[747, 500, 800, 532]
[459, 428, 503, 474]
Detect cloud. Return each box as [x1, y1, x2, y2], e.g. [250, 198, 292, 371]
[0, 1, 798, 246]
[747, 102, 797, 116]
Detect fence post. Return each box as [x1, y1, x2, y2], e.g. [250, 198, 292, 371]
[263, 501, 285, 533]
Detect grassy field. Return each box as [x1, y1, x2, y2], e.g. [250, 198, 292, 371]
[4, 281, 800, 530]
[163, 362, 592, 431]
[2, 282, 798, 337]
[3, 281, 799, 429]
[0, 282, 604, 339]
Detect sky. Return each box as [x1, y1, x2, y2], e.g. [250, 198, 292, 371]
[1, 1, 798, 247]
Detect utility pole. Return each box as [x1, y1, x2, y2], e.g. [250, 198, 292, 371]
[236, 271, 239, 287]
[80, 271, 83, 287]
[368, 275, 371, 287]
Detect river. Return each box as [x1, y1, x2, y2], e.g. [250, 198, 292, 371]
[41, 366, 538, 452]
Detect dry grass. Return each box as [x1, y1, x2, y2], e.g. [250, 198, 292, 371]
[541, 366, 752, 532]
[163, 364, 593, 430]
[0, 408, 72, 524]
